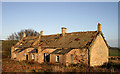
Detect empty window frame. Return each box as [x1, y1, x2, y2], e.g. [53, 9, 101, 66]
[56, 56, 59, 62]
[14, 53, 16, 58]
[32, 54, 35, 60]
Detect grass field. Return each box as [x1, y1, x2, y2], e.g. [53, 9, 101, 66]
[109, 47, 120, 57]
[109, 49, 120, 56]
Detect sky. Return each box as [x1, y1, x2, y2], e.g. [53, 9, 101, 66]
[2, 2, 118, 47]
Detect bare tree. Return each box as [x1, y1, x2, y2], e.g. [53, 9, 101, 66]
[8, 29, 40, 40]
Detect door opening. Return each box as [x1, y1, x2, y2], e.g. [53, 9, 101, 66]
[71, 54, 73, 64]
[44, 53, 50, 62]
[26, 55, 28, 60]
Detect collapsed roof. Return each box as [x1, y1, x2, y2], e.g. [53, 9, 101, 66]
[14, 31, 99, 49]
[14, 23, 108, 49]
[50, 48, 73, 55]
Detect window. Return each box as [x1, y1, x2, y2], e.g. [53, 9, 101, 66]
[56, 56, 59, 62]
[15, 48, 18, 51]
[14, 53, 16, 58]
[26, 55, 28, 60]
[44, 53, 46, 62]
[32, 54, 35, 59]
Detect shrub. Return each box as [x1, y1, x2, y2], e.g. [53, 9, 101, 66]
[71, 64, 78, 67]
[27, 61, 36, 65]
[101, 62, 120, 70]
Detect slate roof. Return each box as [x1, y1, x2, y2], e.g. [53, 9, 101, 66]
[13, 49, 19, 52]
[38, 31, 98, 48]
[14, 49, 25, 53]
[14, 36, 39, 49]
[28, 49, 38, 53]
[50, 49, 73, 55]
[14, 31, 108, 49]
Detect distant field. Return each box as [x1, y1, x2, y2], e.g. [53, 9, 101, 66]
[109, 49, 120, 56]
[0, 40, 2, 50]
[2, 40, 18, 58]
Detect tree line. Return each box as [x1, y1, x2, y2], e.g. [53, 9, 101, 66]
[8, 29, 40, 41]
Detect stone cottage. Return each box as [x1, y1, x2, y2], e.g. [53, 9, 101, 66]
[11, 23, 109, 66]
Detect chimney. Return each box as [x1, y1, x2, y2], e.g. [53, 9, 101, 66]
[40, 31, 43, 36]
[23, 33, 26, 37]
[61, 27, 67, 36]
[38, 31, 43, 39]
[97, 23, 101, 32]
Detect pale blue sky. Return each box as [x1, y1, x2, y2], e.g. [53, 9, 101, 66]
[2, 2, 118, 47]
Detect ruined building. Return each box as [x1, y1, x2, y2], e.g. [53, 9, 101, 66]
[11, 23, 109, 66]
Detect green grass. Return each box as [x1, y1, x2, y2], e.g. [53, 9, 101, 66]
[109, 49, 120, 56]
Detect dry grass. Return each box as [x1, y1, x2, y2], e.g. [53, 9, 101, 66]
[2, 58, 47, 72]
[2, 40, 120, 72]
[2, 58, 120, 72]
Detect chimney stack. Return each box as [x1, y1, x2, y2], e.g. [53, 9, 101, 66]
[40, 31, 43, 36]
[23, 33, 26, 37]
[97, 23, 101, 32]
[61, 27, 67, 36]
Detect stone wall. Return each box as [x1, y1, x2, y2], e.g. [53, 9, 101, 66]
[78, 48, 88, 64]
[50, 54, 65, 64]
[65, 49, 79, 65]
[90, 34, 108, 66]
[50, 49, 88, 66]
[11, 47, 89, 66]
[11, 46, 15, 59]
[37, 48, 56, 63]
[65, 49, 88, 65]
[11, 48, 34, 61]
[28, 53, 38, 61]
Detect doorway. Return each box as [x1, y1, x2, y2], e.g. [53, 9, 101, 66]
[71, 54, 73, 64]
[44, 53, 46, 62]
[46, 54, 50, 62]
[56, 56, 59, 62]
[44, 53, 50, 62]
[26, 55, 28, 60]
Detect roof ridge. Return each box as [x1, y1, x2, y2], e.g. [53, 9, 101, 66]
[66, 31, 97, 34]
[23, 36, 39, 40]
[23, 31, 97, 38]
[42, 34, 60, 37]
[64, 31, 97, 34]
[24, 35, 39, 38]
